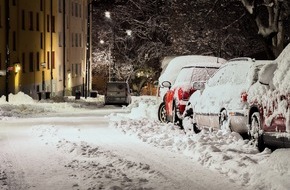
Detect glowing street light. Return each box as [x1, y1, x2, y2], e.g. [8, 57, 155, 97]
[126, 30, 132, 36]
[105, 11, 111, 19]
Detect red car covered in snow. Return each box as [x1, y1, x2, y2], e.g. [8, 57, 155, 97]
[162, 62, 221, 126]
[248, 44, 290, 151]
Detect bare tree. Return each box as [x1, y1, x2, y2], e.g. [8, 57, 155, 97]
[240, 0, 290, 57]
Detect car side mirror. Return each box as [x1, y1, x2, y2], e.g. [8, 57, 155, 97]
[192, 81, 205, 90]
[161, 81, 172, 89]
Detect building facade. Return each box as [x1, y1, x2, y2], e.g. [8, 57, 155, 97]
[0, 0, 92, 100]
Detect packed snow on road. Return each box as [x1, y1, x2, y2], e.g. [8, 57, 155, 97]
[0, 92, 289, 190]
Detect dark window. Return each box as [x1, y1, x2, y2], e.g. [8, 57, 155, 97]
[40, 33, 43, 49]
[36, 13, 39, 31]
[75, 33, 78, 47]
[51, 16, 55, 32]
[47, 15, 50, 32]
[22, 53, 26, 73]
[22, 10, 25, 30]
[75, 3, 78, 17]
[36, 52, 40, 71]
[29, 11, 33, 30]
[52, 51, 55, 69]
[29, 52, 34, 72]
[79, 4, 81, 18]
[40, 0, 44, 11]
[79, 34, 82, 47]
[47, 51, 50, 69]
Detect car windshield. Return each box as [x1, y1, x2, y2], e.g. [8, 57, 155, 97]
[175, 67, 218, 85]
[208, 63, 251, 86]
[107, 83, 127, 91]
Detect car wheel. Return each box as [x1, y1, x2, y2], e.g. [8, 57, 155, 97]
[172, 103, 183, 128]
[249, 112, 265, 152]
[219, 109, 231, 131]
[158, 102, 167, 123]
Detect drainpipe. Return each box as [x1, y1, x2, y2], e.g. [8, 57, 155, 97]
[86, 1, 93, 98]
[5, 0, 10, 102]
[50, 0, 53, 94]
[62, 0, 66, 96]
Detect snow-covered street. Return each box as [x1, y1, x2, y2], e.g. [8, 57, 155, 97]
[0, 93, 290, 190]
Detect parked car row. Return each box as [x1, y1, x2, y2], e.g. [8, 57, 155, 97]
[180, 44, 290, 151]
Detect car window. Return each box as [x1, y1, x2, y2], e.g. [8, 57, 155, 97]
[175, 67, 219, 85]
[190, 67, 218, 82]
[107, 83, 127, 91]
[208, 63, 251, 87]
[175, 68, 194, 84]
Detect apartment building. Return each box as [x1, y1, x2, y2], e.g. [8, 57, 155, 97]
[0, 0, 92, 100]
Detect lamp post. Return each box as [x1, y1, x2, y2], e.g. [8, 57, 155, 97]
[5, 0, 10, 102]
[85, 0, 94, 98]
[104, 12, 133, 82]
[100, 39, 112, 82]
[104, 11, 117, 81]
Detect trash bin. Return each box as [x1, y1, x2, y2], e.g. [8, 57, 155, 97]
[37, 92, 42, 100]
[75, 90, 81, 100]
[90, 91, 98, 98]
[45, 92, 51, 99]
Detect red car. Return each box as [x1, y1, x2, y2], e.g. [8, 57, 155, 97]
[162, 63, 221, 126]
[248, 45, 290, 151]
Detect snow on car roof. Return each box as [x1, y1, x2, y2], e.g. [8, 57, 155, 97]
[159, 55, 226, 84]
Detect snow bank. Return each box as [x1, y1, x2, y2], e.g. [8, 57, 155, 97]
[108, 96, 290, 189]
[1, 91, 290, 189]
[0, 92, 35, 104]
[0, 92, 105, 118]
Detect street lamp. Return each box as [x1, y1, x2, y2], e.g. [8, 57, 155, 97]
[126, 30, 132, 36]
[104, 12, 133, 82]
[105, 11, 111, 19]
[104, 11, 117, 81]
[99, 39, 112, 82]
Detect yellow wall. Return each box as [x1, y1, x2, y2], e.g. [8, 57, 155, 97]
[0, 0, 90, 99]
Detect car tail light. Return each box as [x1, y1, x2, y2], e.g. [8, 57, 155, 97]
[182, 91, 190, 100]
[241, 92, 248, 102]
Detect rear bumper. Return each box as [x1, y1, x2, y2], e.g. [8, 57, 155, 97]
[105, 96, 130, 105]
[176, 100, 188, 117]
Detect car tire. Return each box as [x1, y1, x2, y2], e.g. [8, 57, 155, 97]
[249, 112, 265, 152]
[219, 109, 231, 131]
[158, 102, 167, 123]
[172, 103, 183, 128]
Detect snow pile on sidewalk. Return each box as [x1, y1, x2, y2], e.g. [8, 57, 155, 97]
[0, 92, 105, 119]
[109, 96, 290, 190]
